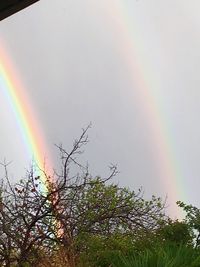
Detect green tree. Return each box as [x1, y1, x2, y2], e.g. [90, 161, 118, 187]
[177, 201, 200, 248]
[159, 219, 193, 246]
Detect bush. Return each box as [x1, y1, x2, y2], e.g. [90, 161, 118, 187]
[112, 243, 200, 267]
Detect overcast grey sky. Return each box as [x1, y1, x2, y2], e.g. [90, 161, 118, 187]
[0, 0, 200, 217]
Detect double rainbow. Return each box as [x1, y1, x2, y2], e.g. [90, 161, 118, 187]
[0, 1, 184, 218]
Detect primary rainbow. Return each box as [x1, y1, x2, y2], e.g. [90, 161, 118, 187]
[0, 44, 53, 187]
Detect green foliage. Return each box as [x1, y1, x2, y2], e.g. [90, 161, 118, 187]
[71, 179, 165, 238]
[78, 233, 134, 267]
[177, 201, 200, 232]
[177, 201, 200, 247]
[159, 219, 193, 245]
[112, 243, 200, 267]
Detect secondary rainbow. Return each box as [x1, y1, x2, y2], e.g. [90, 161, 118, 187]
[104, 0, 184, 218]
[0, 44, 53, 187]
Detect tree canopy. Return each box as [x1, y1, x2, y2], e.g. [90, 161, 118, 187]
[0, 126, 199, 267]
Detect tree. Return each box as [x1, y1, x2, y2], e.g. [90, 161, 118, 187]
[158, 219, 193, 246]
[53, 177, 166, 264]
[0, 162, 60, 267]
[177, 201, 200, 248]
[0, 125, 167, 266]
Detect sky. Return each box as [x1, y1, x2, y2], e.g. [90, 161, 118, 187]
[0, 0, 200, 218]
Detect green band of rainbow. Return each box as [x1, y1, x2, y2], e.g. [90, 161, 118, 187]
[103, 0, 184, 218]
[0, 44, 53, 187]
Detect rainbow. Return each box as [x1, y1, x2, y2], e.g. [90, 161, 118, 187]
[0, 44, 53, 187]
[87, 0, 185, 217]
[106, 0, 184, 218]
[0, 1, 184, 218]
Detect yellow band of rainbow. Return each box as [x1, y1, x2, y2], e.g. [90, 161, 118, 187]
[0, 44, 53, 187]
